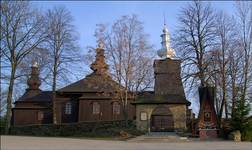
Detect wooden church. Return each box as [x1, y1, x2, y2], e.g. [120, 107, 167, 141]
[12, 24, 197, 133]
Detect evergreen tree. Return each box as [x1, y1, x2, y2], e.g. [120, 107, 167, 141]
[231, 96, 252, 141]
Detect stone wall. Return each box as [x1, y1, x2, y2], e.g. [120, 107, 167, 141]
[136, 104, 187, 131]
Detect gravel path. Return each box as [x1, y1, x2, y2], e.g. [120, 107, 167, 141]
[1, 135, 251, 150]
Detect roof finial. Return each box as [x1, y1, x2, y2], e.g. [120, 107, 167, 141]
[32, 60, 38, 68]
[98, 40, 104, 49]
[163, 12, 166, 26]
[157, 19, 176, 59]
[162, 13, 168, 33]
[90, 41, 108, 75]
[97, 37, 105, 49]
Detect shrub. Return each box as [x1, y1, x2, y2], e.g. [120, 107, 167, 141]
[231, 98, 252, 141]
[241, 117, 252, 141]
[0, 116, 6, 135]
[9, 120, 144, 138]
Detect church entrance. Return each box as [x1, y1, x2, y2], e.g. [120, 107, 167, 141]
[151, 106, 174, 132]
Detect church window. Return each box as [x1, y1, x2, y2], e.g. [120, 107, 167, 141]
[37, 111, 44, 121]
[65, 102, 72, 115]
[113, 102, 120, 115]
[93, 102, 100, 114]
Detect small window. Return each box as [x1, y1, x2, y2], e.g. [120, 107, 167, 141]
[204, 112, 211, 122]
[113, 102, 120, 115]
[65, 102, 72, 115]
[37, 111, 44, 121]
[93, 102, 100, 114]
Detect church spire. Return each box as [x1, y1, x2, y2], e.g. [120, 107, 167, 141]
[157, 21, 176, 59]
[27, 61, 41, 91]
[90, 41, 109, 75]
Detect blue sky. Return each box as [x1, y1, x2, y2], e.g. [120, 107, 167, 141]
[32, 1, 237, 113]
[34, 1, 236, 53]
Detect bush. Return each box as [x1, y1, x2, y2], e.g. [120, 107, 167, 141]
[0, 116, 6, 135]
[10, 120, 144, 138]
[241, 118, 252, 141]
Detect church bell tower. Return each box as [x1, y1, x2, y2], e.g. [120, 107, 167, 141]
[154, 23, 185, 97]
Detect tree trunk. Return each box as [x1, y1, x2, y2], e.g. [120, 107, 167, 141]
[222, 72, 228, 119]
[123, 89, 128, 127]
[241, 58, 249, 107]
[123, 105, 129, 128]
[224, 96, 228, 119]
[5, 65, 16, 134]
[231, 80, 236, 118]
[52, 91, 57, 124]
[52, 58, 57, 124]
[218, 97, 225, 128]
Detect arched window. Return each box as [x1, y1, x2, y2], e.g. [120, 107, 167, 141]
[65, 102, 72, 115]
[113, 102, 120, 115]
[93, 102, 100, 114]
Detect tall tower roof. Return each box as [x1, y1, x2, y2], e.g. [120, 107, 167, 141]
[27, 61, 41, 91]
[90, 41, 109, 75]
[157, 22, 176, 59]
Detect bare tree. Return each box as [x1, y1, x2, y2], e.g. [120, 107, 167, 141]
[207, 11, 237, 122]
[1, 1, 46, 133]
[207, 1, 252, 126]
[94, 15, 154, 126]
[228, 2, 252, 132]
[235, 1, 252, 106]
[227, 44, 244, 117]
[0, 89, 8, 116]
[44, 6, 80, 124]
[174, 1, 216, 88]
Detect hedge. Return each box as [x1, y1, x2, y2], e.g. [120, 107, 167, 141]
[9, 120, 144, 138]
[0, 116, 6, 135]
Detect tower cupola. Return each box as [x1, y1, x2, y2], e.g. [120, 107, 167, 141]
[157, 23, 176, 59]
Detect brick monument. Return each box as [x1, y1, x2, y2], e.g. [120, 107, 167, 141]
[197, 87, 218, 139]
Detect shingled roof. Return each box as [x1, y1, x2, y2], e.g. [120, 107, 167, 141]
[15, 91, 52, 103]
[58, 73, 121, 93]
[132, 91, 191, 106]
[59, 45, 123, 93]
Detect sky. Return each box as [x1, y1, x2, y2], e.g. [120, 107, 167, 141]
[32, 1, 237, 114]
[33, 1, 236, 53]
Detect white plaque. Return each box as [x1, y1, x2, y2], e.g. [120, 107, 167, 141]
[140, 112, 147, 121]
